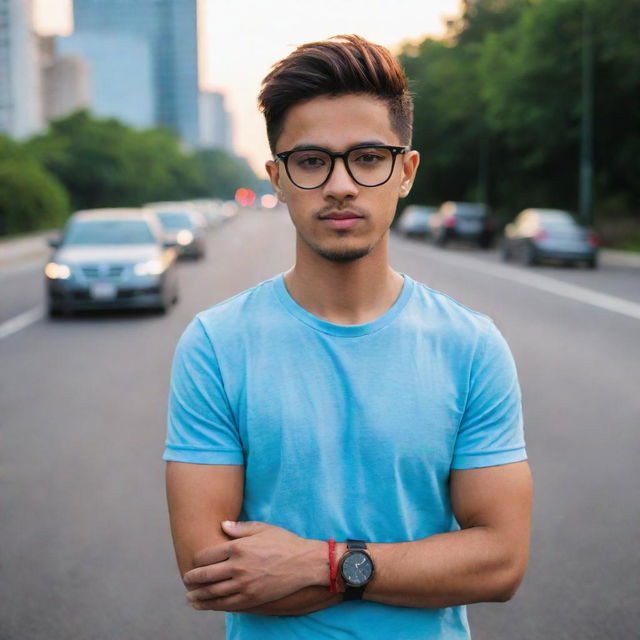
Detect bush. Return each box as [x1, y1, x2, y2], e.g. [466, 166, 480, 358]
[0, 159, 70, 235]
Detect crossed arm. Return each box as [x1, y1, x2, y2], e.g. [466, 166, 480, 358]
[166, 460, 532, 616]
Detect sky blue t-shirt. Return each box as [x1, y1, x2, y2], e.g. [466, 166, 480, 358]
[164, 273, 526, 640]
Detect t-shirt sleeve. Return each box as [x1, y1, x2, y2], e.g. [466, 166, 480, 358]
[451, 320, 527, 469]
[163, 316, 244, 465]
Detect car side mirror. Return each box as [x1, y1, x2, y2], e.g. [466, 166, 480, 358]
[163, 240, 178, 248]
[48, 236, 62, 249]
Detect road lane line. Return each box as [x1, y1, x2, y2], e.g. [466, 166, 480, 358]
[397, 242, 640, 322]
[0, 306, 45, 340]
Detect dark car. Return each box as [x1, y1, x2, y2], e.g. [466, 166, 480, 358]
[45, 208, 179, 316]
[145, 203, 207, 260]
[396, 205, 437, 239]
[502, 208, 599, 268]
[429, 201, 495, 249]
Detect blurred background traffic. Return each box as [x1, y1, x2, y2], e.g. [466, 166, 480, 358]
[1, 1, 639, 639]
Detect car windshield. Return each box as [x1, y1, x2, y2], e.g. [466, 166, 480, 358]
[538, 211, 577, 228]
[156, 212, 195, 230]
[454, 204, 486, 219]
[64, 220, 155, 245]
[543, 219, 579, 230]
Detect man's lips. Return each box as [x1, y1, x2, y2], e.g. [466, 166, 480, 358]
[318, 211, 364, 230]
[318, 211, 364, 220]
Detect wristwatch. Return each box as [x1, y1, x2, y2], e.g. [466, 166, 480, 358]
[339, 539, 375, 600]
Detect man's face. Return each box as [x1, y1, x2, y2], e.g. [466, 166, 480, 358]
[266, 94, 419, 264]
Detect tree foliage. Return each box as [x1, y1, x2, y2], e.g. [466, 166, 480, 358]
[0, 136, 70, 235]
[0, 111, 263, 235]
[193, 148, 263, 200]
[401, 0, 640, 222]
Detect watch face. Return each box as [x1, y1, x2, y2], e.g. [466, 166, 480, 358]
[341, 551, 373, 586]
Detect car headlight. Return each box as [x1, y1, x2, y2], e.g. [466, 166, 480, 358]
[176, 230, 194, 246]
[45, 262, 72, 280]
[134, 259, 165, 276]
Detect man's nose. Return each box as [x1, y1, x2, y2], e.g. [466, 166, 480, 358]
[321, 158, 359, 200]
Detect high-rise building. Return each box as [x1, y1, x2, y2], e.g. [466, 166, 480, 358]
[0, 0, 43, 138]
[57, 32, 154, 128]
[40, 36, 91, 122]
[199, 90, 233, 151]
[68, 0, 200, 146]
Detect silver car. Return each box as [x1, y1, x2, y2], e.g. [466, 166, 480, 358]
[502, 208, 599, 268]
[145, 202, 207, 260]
[429, 201, 495, 249]
[46, 208, 179, 316]
[396, 205, 437, 238]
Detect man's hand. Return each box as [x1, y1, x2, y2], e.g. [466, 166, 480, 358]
[183, 520, 328, 612]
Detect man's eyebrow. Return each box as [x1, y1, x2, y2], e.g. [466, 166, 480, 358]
[286, 140, 388, 152]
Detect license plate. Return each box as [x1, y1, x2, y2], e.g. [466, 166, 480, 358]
[90, 282, 117, 300]
[458, 221, 480, 233]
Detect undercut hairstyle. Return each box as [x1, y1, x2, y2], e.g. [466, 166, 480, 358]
[258, 34, 413, 154]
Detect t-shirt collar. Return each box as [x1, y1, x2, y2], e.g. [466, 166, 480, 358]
[274, 271, 414, 337]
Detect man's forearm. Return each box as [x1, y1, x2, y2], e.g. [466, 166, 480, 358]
[244, 586, 340, 616]
[194, 525, 525, 616]
[359, 526, 527, 608]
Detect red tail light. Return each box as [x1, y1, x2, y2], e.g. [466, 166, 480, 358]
[589, 233, 600, 248]
[534, 230, 548, 241]
[444, 217, 457, 229]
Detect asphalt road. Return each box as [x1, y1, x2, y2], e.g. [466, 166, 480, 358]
[1, 209, 638, 639]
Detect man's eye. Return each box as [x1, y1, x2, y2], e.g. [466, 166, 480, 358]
[296, 156, 326, 168]
[353, 153, 384, 164]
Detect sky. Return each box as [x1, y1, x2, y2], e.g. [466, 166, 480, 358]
[33, 0, 461, 176]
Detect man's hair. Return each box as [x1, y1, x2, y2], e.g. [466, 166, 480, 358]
[258, 34, 413, 154]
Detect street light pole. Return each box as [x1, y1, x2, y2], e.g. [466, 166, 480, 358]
[579, 0, 594, 225]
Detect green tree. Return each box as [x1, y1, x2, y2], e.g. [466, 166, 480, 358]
[27, 111, 263, 211]
[0, 136, 69, 235]
[193, 148, 263, 200]
[400, 0, 640, 223]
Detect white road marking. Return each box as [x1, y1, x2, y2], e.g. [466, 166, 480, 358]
[398, 242, 640, 322]
[0, 306, 45, 340]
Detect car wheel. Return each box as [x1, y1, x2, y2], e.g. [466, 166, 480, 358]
[47, 305, 63, 318]
[586, 256, 598, 269]
[153, 290, 171, 314]
[435, 232, 447, 248]
[524, 245, 538, 266]
[501, 245, 511, 262]
[478, 233, 493, 250]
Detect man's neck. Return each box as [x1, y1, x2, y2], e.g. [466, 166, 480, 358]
[283, 235, 405, 326]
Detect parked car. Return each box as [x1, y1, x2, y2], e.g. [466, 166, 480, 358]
[429, 201, 495, 249]
[502, 208, 599, 268]
[145, 202, 207, 259]
[396, 205, 437, 238]
[45, 208, 179, 317]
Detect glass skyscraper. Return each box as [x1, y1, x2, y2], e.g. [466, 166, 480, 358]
[0, 0, 43, 138]
[71, 0, 200, 146]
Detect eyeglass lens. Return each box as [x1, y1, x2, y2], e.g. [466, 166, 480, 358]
[286, 147, 396, 189]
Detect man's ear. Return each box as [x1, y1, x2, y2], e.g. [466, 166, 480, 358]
[266, 160, 286, 202]
[399, 150, 420, 198]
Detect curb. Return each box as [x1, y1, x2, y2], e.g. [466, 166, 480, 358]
[0, 231, 54, 269]
[601, 249, 640, 269]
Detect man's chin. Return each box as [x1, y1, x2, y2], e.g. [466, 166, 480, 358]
[315, 245, 372, 263]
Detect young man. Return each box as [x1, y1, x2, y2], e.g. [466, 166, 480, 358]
[164, 35, 531, 639]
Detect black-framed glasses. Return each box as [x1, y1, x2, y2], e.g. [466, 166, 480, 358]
[275, 144, 409, 190]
